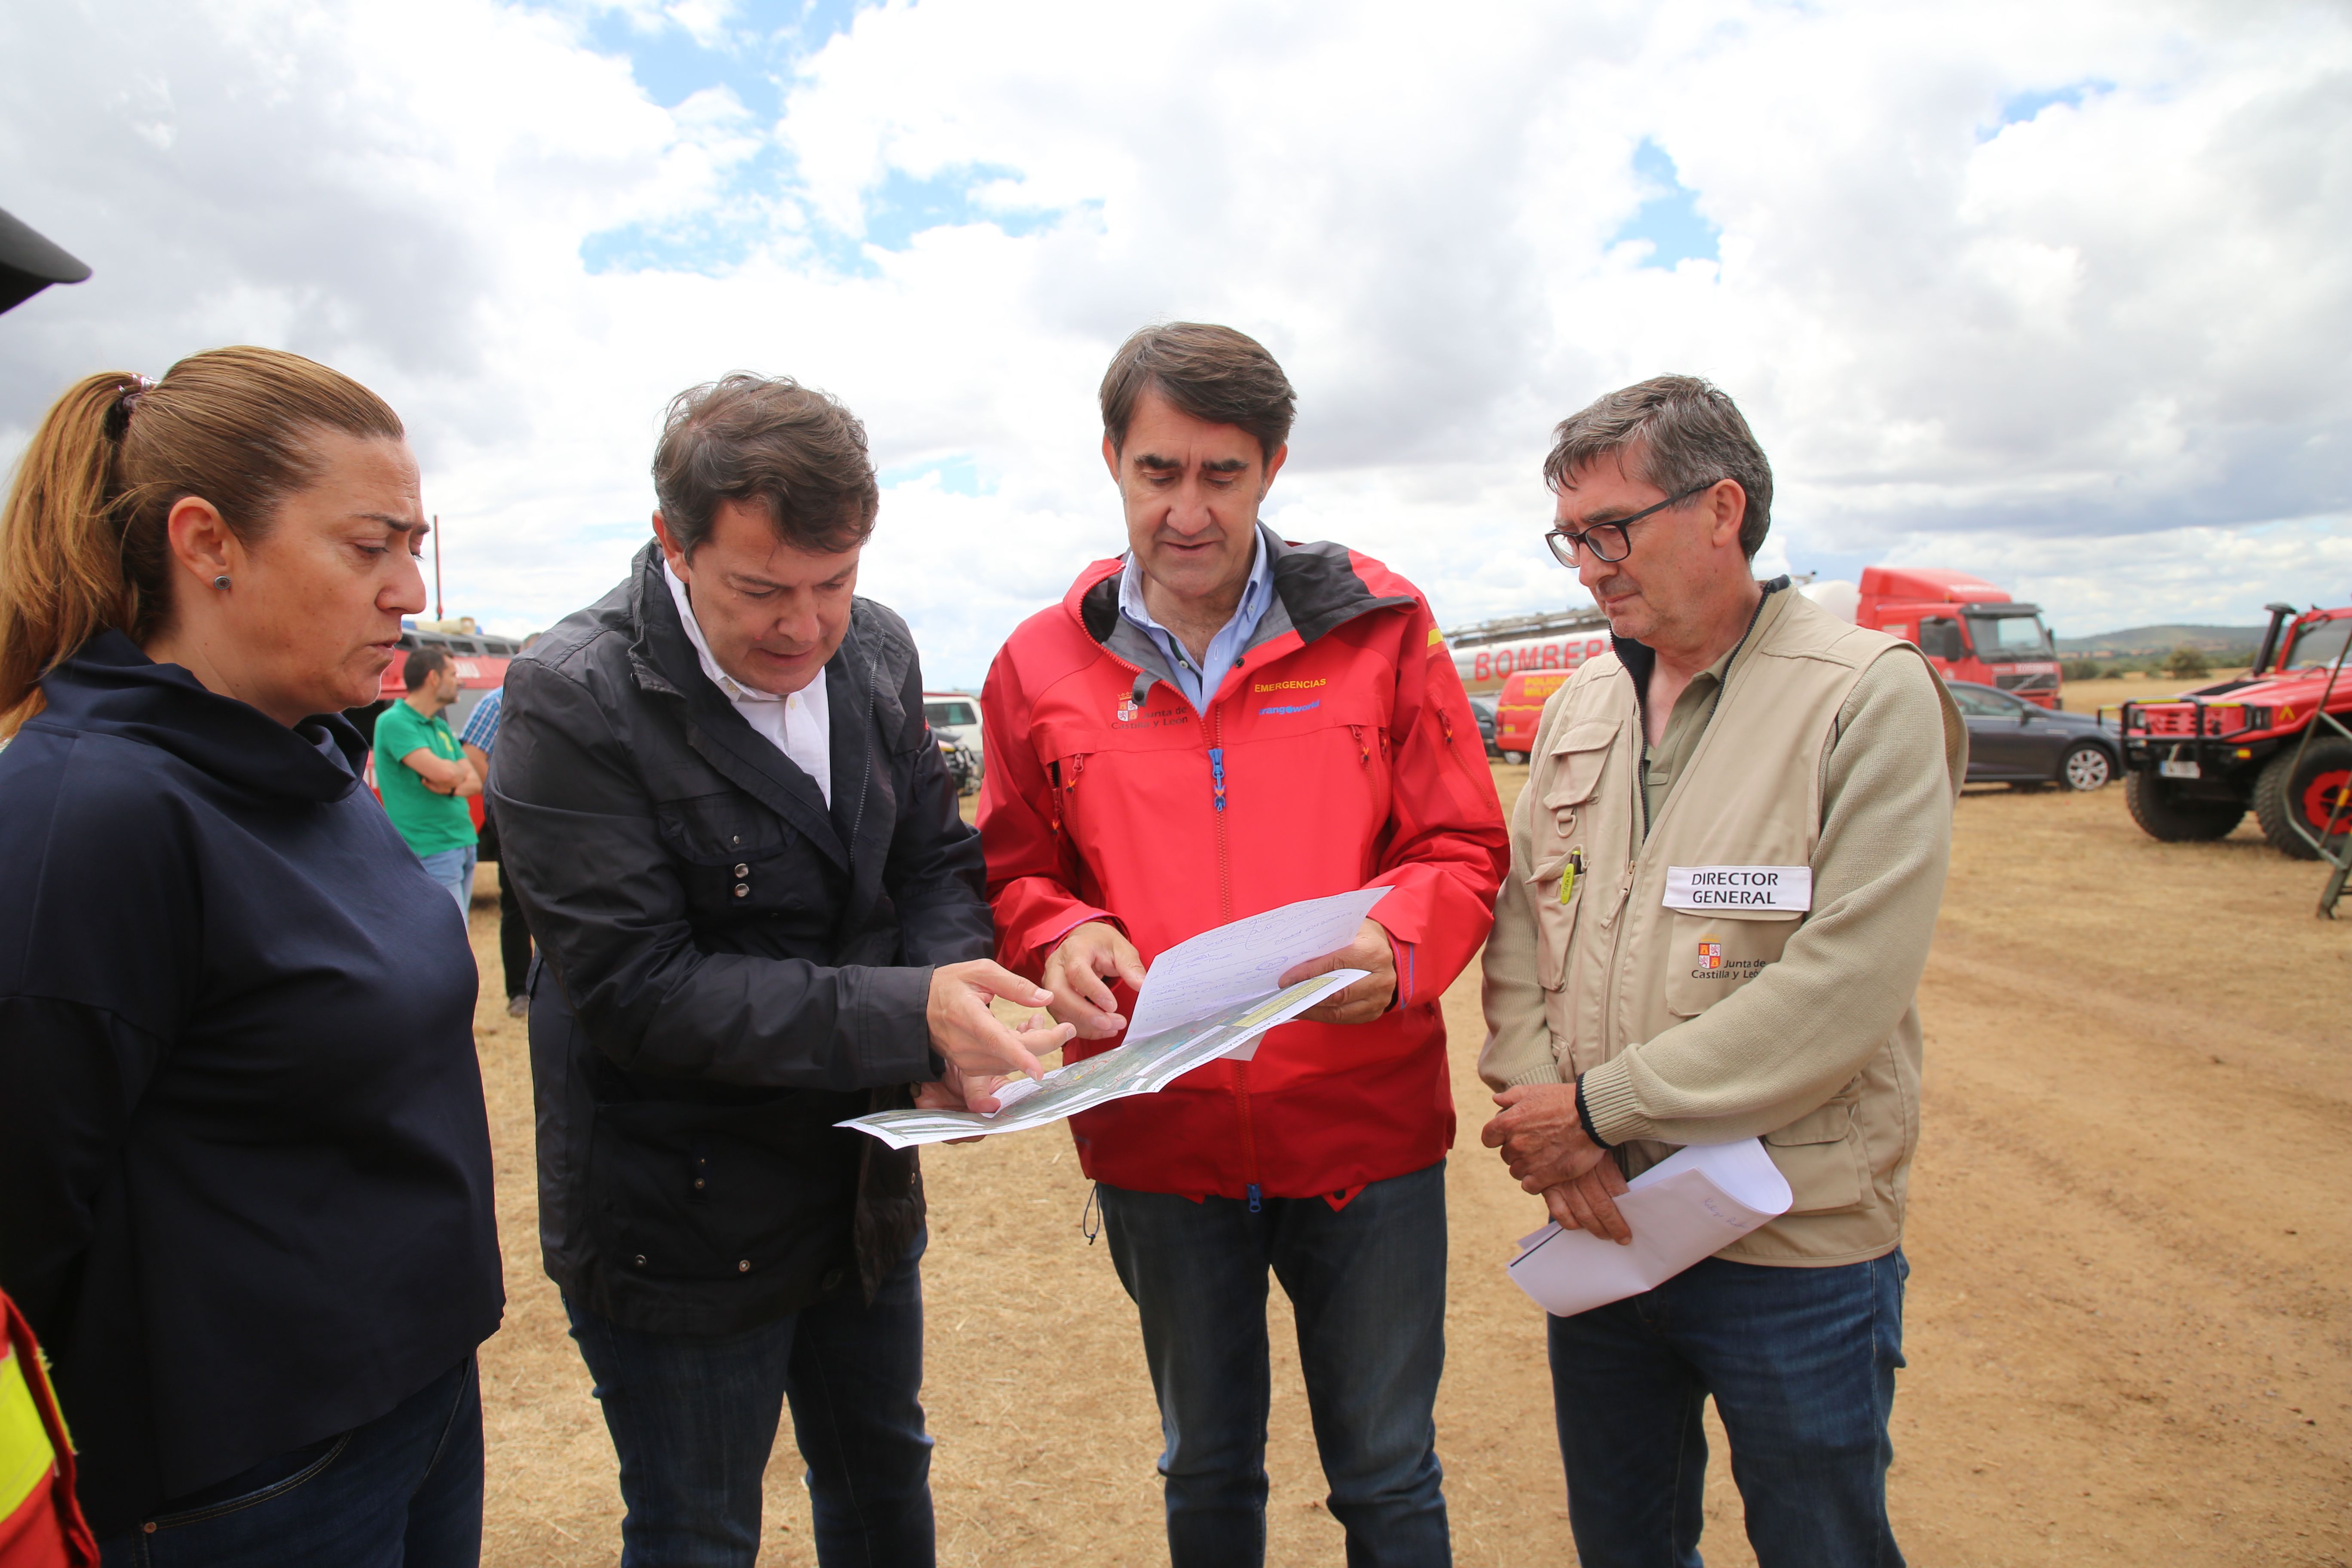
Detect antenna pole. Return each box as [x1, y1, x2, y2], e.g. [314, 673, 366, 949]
[433, 514, 444, 621]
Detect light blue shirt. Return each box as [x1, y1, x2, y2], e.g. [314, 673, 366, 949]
[1118, 529, 1274, 712]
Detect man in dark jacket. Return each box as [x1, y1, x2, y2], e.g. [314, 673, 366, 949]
[493, 374, 1065, 1568]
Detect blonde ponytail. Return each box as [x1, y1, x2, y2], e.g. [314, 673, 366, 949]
[0, 347, 403, 738]
[0, 374, 140, 735]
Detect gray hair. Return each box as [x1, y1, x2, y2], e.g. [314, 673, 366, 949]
[1542, 375, 1773, 559]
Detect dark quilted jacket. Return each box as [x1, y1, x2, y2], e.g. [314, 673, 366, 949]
[493, 542, 988, 1334]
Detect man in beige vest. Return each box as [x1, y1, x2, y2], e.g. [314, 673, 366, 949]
[1478, 376, 1965, 1568]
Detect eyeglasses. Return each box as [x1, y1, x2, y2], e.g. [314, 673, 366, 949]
[1544, 482, 1718, 567]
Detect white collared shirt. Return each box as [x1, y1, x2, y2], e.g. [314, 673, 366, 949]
[664, 561, 832, 807]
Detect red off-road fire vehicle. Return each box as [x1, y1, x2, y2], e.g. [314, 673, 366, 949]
[2115, 602, 2352, 859]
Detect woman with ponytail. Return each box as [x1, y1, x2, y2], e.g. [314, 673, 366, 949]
[0, 349, 503, 1565]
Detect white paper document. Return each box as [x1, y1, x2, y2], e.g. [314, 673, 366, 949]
[1121, 886, 1391, 1050]
[837, 968, 1367, 1150]
[1505, 1139, 1793, 1317]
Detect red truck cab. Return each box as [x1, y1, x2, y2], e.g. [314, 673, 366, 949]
[1854, 567, 2062, 708]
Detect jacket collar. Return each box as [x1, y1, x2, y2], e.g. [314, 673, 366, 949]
[1612, 574, 1793, 726]
[1070, 525, 1415, 704]
[623, 541, 856, 872]
[31, 629, 366, 805]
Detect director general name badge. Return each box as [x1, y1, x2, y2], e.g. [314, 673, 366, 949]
[1663, 865, 1813, 912]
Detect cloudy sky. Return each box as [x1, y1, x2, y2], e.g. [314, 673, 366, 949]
[4, 0, 2347, 684]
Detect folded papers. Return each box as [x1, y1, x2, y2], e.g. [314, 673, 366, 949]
[838, 968, 1366, 1149]
[1505, 1138, 1793, 1317]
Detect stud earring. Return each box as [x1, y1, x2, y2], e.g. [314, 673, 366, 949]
[213, 575, 231, 591]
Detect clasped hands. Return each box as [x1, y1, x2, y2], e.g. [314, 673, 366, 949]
[1480, 1083, 1632, 1245]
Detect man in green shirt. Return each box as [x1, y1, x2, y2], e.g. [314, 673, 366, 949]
[374, 644, 480, 913]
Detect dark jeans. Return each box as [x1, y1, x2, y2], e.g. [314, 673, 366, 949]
[495, 866, 531, 999]
[100, 1356, 482, 1568]
[1099, 1161, 1451, 1568]
[564, 1234, 933, 1568]
[476, 800, 533, 1000]
[1547, 1247, 1909, 1568]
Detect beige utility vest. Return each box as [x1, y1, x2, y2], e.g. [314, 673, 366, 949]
[1526, 588, 1929, 1264]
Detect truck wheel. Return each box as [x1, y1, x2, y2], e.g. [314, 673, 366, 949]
[1501, 750, 1528, 765]
[2124, 771, 2245, 841]
[2252, 738, 2352, 861]
[2059, 744, 2113, 792]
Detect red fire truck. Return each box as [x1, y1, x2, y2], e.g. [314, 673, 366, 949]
[1449, 567, 2059, 708]
[2116, 602, 2352, 859]
[1827, 567, 2064, 708]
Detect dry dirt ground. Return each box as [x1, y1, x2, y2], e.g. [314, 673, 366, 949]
[462, 753, 2350, 1567]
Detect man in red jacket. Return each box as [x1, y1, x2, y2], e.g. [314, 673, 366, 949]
[980, 323, 1507, 1568]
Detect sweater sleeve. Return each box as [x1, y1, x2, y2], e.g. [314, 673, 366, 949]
[0, 743, 188, 1349]
[1577, 652, 1967, 1145]
[0, 998, 166, 1345]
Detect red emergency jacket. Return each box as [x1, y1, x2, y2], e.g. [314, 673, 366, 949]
[979, 533, 1508, 1200]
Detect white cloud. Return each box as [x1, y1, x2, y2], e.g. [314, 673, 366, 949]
[2, 0, 2347, 684]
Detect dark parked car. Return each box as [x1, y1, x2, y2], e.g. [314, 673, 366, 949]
[1467, 695, 1499, 757]
[1946, 680, 2117, 790]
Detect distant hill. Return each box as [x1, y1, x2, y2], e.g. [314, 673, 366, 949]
[2054, 624, 2267, 656]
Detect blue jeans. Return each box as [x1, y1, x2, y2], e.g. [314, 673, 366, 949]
[416, 845, 477, 916]
[1547, 1248, 1909, 1568]
[564, 1234, 933, 1568]
[1099, 1162, 1451, 1568]
[100, 1356, 482, 1567]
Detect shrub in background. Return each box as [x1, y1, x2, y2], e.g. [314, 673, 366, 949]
[2164, 645, 2212, 679]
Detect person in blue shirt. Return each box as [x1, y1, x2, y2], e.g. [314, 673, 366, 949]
[459, 669, 536, 1016]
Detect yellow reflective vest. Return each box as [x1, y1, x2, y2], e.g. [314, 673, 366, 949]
[0, 1292, 95, 1568]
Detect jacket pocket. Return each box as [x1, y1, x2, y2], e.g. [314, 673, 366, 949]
[654, 792, 831, 923]
[1662, 909, 1804, 1018]
[1528, 718, 1617, 989]
[1540, 719, 1618, 839]
[1763, 1084, 1867, 1214]
[146, 1433, 354, 1530]
[1527, 846, 1584, 992]
[588, 1092, 862, 1283]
